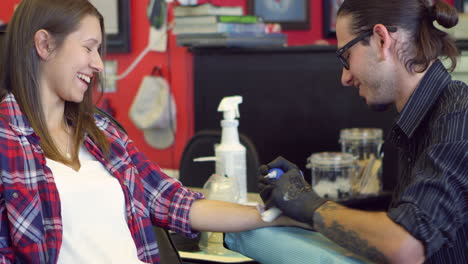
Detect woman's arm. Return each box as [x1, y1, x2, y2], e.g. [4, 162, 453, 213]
[189, 199, 311, 232]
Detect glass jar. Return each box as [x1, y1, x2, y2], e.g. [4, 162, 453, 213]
[306, 152, 358, 200]
[200, 174, 239, 250]
[339, 128, 383, 196]
[203, 174, 239, 203]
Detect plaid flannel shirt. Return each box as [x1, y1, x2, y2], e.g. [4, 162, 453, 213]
[0, 93, 203, 263]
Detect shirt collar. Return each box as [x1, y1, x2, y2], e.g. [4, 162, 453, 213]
[395, 60, 451, 138]
[0, 93, 36, 136]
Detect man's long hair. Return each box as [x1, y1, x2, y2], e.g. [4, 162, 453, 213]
[338, 0, 459, 73]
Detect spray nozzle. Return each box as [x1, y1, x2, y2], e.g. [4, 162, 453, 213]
[217, 95, 242, 120]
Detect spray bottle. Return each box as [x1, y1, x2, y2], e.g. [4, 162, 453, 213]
[215, 96, 247, 204]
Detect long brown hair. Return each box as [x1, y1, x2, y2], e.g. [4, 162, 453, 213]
[338, 0, 459, 73]
[0, 0, 110, 163]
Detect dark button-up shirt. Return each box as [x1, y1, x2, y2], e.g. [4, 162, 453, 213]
[387, 60, 468, 263]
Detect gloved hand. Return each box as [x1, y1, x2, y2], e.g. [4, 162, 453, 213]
[258, 156, 327, 226]
[258, 156, 298, 208]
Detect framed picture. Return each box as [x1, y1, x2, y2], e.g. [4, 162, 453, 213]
[247, 0, 310, 30]
[453, 0, 468, 50]
[322, 0, 344, 38]
[90, 0, 131, 53]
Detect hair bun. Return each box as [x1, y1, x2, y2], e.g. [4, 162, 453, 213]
[431, 0, 458, 28]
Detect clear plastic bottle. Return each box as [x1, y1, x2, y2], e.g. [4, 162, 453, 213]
[339, 128, 383, 196]
[215, 96, 247, 204]
[306, 152, 358, 200]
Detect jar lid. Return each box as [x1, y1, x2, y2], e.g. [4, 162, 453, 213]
[339, 128, 383, 141]
[307, 152, 356, 168]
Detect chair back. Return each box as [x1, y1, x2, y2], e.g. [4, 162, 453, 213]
[179, 130, 260, 193]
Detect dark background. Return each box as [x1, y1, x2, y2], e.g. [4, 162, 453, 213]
[191, 45, 399, 191]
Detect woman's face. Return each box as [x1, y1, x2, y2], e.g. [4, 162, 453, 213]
[41, 14, 103, 104]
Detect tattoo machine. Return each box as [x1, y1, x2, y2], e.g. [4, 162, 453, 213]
[261, 168, 284, 222]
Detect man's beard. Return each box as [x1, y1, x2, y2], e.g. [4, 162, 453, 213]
[363, 79, 394, 112]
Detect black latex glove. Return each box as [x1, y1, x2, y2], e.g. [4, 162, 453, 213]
[258, 156, 327, 225]
[258, 156, 298, 208]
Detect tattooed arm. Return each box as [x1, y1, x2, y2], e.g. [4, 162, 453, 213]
[313, 201, 425, 264]
[259, 157, 425, 264]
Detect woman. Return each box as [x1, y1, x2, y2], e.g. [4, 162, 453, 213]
[0, 0, 305, 263]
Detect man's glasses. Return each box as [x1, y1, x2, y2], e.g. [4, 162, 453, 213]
[336, 30, 373, 70]
[336, 26, 398, 70]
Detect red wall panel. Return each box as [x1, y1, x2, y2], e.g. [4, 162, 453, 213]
[0, 0, 456, 170]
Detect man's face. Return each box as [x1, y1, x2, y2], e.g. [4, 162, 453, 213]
[336, 15, 396, 112]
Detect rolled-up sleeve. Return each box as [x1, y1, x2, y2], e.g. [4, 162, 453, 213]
[388, 141, 468, 258]
[165, 186, 205, 237]
[123, 135, 205, 238]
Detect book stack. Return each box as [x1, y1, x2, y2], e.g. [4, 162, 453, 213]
[174, 3, 244, 17]
[174, 15, 266, 35]
[176, 32, 287, 48]
[174, 3, 287, 48]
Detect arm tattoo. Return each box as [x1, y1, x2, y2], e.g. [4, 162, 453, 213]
[314, 202, 388, 264]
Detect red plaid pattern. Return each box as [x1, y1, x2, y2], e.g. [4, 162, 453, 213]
[0, 93, 203, 263]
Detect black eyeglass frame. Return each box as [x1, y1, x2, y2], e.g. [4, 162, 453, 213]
[336, 26, 398, 70]
[336, 30, 373, 70]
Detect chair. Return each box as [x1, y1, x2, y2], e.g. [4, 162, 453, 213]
[179, 130, 260, 193]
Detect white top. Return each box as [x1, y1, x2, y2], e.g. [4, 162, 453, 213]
[47, 146, 147, 264]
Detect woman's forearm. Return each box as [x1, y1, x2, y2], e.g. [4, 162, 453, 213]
[189, 199, 311, 232]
